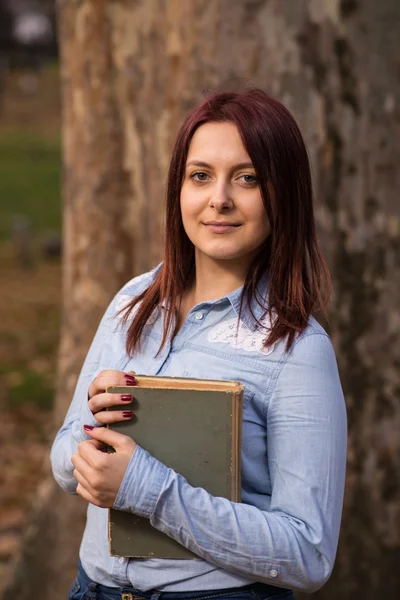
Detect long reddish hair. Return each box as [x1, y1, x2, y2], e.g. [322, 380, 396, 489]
[122, 89, 331, 354]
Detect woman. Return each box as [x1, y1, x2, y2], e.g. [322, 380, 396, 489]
[51, 89, 347, 600]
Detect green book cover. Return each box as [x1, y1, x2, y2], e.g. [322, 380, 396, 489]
[106, 375, 244, 559]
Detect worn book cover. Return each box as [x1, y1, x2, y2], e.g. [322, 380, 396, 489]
[106, 375, 244, 559]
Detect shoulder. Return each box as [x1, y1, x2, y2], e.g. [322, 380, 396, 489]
[97, 263, 162, 325]
[119, 262, 162, 296]
[294, 316, 334, 354]
[286, 317, 338, 370]
[112, 263, 162, 313]
[267, 317, 344, 413]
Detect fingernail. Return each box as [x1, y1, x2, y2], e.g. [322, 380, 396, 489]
[124, 374, 137, 386]
[84, 425, 94, 431]
[121, 394, 132, 402]
[122, 411, 133, 418]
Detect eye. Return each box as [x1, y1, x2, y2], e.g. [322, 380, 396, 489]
[190, 171, 210, 183]
[238, 174, 259, 186]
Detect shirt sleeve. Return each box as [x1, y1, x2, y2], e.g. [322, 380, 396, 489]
[50, 295, 118, 494]
[113, 332, 347, 593]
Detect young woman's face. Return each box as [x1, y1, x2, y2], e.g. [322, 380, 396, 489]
[180, 121, 270, 266]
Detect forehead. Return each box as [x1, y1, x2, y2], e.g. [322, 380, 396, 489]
[187, 122, 250, 163]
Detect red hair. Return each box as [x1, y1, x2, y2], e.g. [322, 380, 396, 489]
[121, 89, 331, 353]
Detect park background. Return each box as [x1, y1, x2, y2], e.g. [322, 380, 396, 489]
[0, 1, 399, 599]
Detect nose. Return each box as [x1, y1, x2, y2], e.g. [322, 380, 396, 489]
[208, 182, 233, 211]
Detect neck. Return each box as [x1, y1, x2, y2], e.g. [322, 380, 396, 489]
[187, 252, 251, 305]
[174, 253, 254, 334]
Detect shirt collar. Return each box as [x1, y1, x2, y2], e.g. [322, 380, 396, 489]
[157, 264, 270, 330]
[226, 270, 270, 331]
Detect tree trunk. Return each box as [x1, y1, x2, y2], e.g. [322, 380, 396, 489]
[2, 1, 399, 599]
[1, 1, 134, 598]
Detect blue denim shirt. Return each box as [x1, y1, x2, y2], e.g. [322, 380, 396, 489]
[50, 264, 347, 594]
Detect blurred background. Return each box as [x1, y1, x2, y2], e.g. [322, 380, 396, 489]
[0, 1, 399, 599]
[0, 0, 61, 586]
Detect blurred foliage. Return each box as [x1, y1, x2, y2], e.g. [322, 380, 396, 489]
[0, 131, 61, 240]
[0, 244, 61, 411]
[1, 368, 54, 411]
[0, 62, 62, 574]
[0, 62, 62, 404]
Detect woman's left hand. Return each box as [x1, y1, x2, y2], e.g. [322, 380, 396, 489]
[71, 426, 137, 508]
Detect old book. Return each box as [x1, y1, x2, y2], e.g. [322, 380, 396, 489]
[106, 375, 244, 559]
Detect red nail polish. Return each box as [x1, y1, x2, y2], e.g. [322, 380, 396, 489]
[122, 411, 133, 418]
[124, 375, 138, 386]
[84, 425, 94, 431]
[121, 394, 132, 402]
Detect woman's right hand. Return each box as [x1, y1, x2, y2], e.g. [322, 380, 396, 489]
[87, 370, 137, 424]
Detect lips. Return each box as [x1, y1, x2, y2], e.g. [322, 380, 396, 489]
[203, 222, 241, 227]
[203, 222, 241, 233]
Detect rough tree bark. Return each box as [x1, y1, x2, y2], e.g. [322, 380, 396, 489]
[2, 1, 399, 599]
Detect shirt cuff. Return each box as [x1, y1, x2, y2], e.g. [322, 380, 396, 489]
[113, 445, 169, 518]
[82, 397, 100, 428]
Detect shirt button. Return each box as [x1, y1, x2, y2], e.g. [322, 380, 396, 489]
[195, 312, 204, 320]
[119, 557, 126, 564]
[269, 569, 278, 578]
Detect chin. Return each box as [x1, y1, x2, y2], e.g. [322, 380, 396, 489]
[200, 247, 249, 262]
[192, 237, 259, 262]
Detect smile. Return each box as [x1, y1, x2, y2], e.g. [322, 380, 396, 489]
[203, 223, 242, 233]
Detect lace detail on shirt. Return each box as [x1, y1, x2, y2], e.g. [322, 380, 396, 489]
[116, 294, 136, 316]
[207, 315, 275, 355]
[115, 295, 159, 326]
[116, 269, 157, 320]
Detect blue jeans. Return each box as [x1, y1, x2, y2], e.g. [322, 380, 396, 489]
[68, 561, 295, 600]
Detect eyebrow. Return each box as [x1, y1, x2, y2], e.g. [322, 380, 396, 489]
[186, 160, 255, 170]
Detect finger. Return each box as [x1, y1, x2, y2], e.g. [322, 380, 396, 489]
[83, 424, 136, 452]
[91, 410, 134, 425]
[84, 439, 113, 453]
[88, 370, 137, 399]
[73, 464, 94, 494]
[72, 451, 93, 480]
[77, 437, 109, 466]
[76, 482, 101, 507]
[89, 370, 124, 396]
[88, 391, 134, 415]
[84, 439, 106, 450]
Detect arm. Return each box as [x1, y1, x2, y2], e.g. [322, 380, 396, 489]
[113, 333, 347, 592]
[50, 297, 116, 493]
